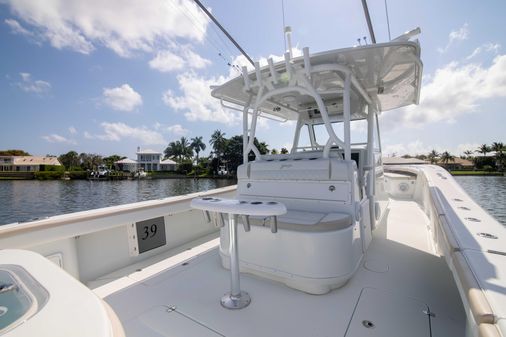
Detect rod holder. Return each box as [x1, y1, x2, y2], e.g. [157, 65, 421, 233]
[241, 215, 251, 232]
[271, 216, 278, 233]
[219, 213, 227, 228]
[284, 52, 292, 79]
[204, 211, 211, 223]
[254, 62, 262, 86]
[303, 47, 311, 79]
[268, 58, 278, 84]
[242, 66, 250, 90]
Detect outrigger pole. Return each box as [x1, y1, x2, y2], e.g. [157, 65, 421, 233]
[361, 0, 377, 44]
[192, 0, 255, 66]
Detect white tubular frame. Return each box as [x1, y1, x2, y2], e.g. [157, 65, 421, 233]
[240, 48, 373, 164]
[366, 104, 376, 226]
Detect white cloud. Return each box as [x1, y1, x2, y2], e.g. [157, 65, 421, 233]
[42, 134, 76, 145]
[167, 124, 189, 136]
[90, 122, 166, 145]
[68, 126, 77, 134]
[2, 0, 209, 57]
[466, 42, 501, 60]
[149, 50, 186, 72]
[163, 72, 240, 124]
[455, 143, 480, 156]
[149, 45, 210, 73]
[16, 72, 51, 94]
[383, 140, 435, 157]
[438, 23, 469, 53]
[381, 54, 506, 129]
[103, 84, 142, 112]
[382, 141, 483, 157]
[4, 18, 34, 37]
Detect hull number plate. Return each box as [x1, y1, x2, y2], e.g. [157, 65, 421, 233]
[128, 217, 166, 256]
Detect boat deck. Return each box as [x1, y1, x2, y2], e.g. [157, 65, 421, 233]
[101, 200, 466, 336]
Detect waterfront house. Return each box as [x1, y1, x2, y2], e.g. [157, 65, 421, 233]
[439, 157, 474, 171]
[114, 148, 177, 172]
[136, 148, 162, 171]
[114, 158, 138, 172]
[0, 156, 62, 172]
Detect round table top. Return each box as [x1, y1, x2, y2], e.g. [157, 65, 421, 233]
[191, 197, 286, 217]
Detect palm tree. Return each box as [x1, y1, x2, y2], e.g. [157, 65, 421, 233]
[164, 141, 182, 163]
[210, 130, 227, 163]
[491, 142, 504, 154]
[476, 144, 490, 157]
[427, 150, 439, 164]
[179, 137, 193, 161]
[280, 148, 289, 154]
[256, 141, 269, 155]
[463, 150, 473, 160]
[491, 142, 505, 172]
[440, 151, 455, 165]
[191, 136, 206, 165]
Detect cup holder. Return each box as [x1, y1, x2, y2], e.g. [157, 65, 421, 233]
[250, 201, 263, 205]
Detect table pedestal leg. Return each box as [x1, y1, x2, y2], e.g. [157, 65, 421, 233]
[221, 213, 251, 309]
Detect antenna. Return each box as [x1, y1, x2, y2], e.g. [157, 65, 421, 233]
[285, 26, 293, 59]
[384, 0, 392, 40]
[361, 0, 376, 44]
[281, 0, 287, 52]
[192, 0, 255, 66]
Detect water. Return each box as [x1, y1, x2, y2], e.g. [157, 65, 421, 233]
[0, 176, 504, 227]
[454, 175, 506, 226]
[0, 179, 235, 225]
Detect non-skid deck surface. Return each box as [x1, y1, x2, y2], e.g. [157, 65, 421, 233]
[104, 200, 465, 337]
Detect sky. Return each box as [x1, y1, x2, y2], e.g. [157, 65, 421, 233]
[0, 0, 505, 159]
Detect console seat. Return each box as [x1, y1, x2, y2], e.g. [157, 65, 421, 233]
[219, 155, 364, 294]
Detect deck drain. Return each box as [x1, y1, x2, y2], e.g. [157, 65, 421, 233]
[453, 198, 463, 202]
[477, 232, 498, 239]
[458, 206, 471, 210]
[364, 259, 389, 273]
[465, 217, 481, 222]
[362, 320, 375, 329]
[181, 262, 189, 266]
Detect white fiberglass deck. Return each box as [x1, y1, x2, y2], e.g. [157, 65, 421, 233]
[101, 200, 465, 337]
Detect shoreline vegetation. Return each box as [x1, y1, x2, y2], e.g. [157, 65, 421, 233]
[388, 142, 506, 177]
[448, 171, 504, 176]
[0, 130, 274, 181]
[1, 139, 504, 180]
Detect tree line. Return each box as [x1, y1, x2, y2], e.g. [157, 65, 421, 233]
[163, 130, 287, 175]
[0, 130, 285, 176]
[398, 142, 506, 171]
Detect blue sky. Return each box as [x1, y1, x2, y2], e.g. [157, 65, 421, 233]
[0, 0, 505, 159]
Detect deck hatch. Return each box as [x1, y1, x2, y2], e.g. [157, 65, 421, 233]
[345, 288, 430, 337]
[123, 305, 224, 337]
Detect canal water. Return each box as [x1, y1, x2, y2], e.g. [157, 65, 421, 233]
[0, 176, 504, 226]
[0, 178, 235, 225]
[453, 175, 506, 226]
